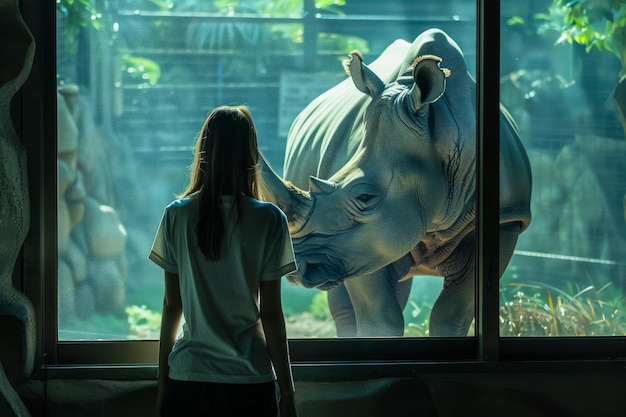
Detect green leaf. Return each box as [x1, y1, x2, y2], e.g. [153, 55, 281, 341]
[316, 0, 346, 9]
[149, 0, 174, 11]
[122, 55, 161, 85]
[507, 16, 526, 26]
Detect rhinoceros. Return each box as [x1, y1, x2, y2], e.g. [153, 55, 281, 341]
[260, 28, 532, 337]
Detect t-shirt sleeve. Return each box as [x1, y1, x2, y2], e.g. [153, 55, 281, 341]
[261, 209, 297, 281]
[148, 208, 179, 274]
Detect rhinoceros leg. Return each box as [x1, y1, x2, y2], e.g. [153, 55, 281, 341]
[328, 254, 413, 337]
[429, 233, 476, 337]
[429, 222, 522, 336]
[329, 264, 412, 337]
[327, 284, 357, 337]
[343, 266, 411, 336]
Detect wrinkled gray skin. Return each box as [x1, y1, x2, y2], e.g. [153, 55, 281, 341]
[260, 29, 532, 337]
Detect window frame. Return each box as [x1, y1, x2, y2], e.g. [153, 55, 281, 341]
[18, 0, 626, 380]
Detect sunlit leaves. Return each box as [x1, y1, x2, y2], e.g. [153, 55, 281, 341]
[550, 0, 625, 56]
[126, 305, 161, 338]
[149, 0, 175, 11]
[122, 55, 161, 85]
[318, 33, 369, 54]
[509, 0, 626, 62]
[253, 0, 346, 15]
[57, 0, 102, 54]
[507, 15, 526, 26]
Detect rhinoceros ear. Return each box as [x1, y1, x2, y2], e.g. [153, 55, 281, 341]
[409, 55, 450, 111]
[343, 50, 385, 97]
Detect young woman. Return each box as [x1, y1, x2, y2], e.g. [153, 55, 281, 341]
[149, 105, 298, 417]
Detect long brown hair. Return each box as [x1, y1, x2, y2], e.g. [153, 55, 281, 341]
[179, 105, 260, 260]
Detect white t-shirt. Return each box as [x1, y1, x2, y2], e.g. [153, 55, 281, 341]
[149, 194, 296, 383]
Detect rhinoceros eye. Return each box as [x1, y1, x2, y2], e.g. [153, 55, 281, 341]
[350, 184, 383, 215]
[356, 193, 376, 204]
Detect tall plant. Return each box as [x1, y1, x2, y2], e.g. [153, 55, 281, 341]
[57, 0, 162, 84]
[536, 0, 626, 76]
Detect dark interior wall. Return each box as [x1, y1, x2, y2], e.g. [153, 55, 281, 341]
[10, 367, 626, 416]
[3, 314, 626, 416]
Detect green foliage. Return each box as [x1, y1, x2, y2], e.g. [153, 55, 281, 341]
[126, 305, 162, 338]
[57, 0, 102, 54]
[122, 55, 161, 85]
[57, 1, 164, 84]
[281, 285, 315, 317]
[183, 0, 346, 15]
[509, 0, 626, 64]
[150, 0, 175, 10]
[404, 299, 430, 337]
[227, 0, 346, 14]
[404, 275, 626, 338]
[58, 0, 366, 84]
[309, 291, 332, 321]
[549, 0, 626, 54]
[85, 279, 626, 339]
[318, 33, 369, 53]
[256, 0, 369, 54]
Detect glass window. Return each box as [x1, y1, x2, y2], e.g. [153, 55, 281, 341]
[55, 0, 480, 343]
[500, 1, 626, 337]
[27, 0, 622, 370]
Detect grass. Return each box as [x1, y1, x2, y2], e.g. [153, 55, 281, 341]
[63, 277, 626, 339]
[404, 299, 431, 337]
[499, 280, 626, 336]
[402, 277, 626, 338]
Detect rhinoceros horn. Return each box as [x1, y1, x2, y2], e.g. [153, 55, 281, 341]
[258, 153, 314, 233]
[309, 176, 336, 194]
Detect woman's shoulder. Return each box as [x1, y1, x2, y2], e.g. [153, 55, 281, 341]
[164, 195, 197, 213]
[244, 196, 287, 221]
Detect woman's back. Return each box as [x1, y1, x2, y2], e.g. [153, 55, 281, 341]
[153, 105, 298, 417]
[151, 194, 295, 383]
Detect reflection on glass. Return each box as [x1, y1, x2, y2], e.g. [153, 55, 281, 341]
[500, 1, 626, 336]
[56, 0, 480, 340]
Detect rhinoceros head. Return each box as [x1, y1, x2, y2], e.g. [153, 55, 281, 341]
[260, 30, 476, 290]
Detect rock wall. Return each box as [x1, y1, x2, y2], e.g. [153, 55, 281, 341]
[56, 85, 129, 328]
[0, 0, 36, 416]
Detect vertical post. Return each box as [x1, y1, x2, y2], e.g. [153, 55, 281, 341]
[302, 0, 318, 70]
[21, 0, 59, 373]
[476, 0, 500, 361]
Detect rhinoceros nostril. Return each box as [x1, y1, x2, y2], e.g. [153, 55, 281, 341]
[299, 261, 343, 289]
